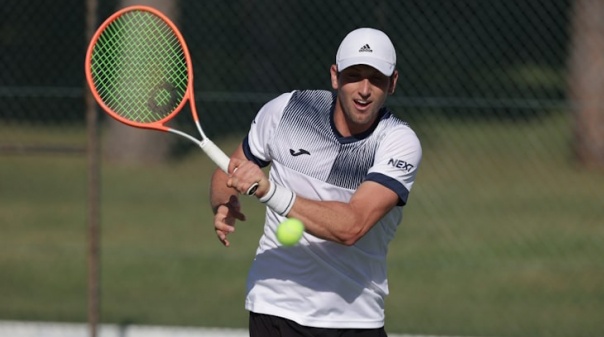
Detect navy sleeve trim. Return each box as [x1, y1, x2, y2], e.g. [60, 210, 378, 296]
[243, 135, 271, 168]
[365, 172, 409, 206]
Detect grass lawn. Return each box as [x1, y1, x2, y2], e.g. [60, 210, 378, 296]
[0, 113, 602, 337]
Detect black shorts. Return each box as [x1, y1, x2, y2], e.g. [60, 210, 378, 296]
[249, 312, 388, 337]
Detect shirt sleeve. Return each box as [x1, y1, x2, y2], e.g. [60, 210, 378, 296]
[366, 125, 422, 206]
[242, 92, 294, 167]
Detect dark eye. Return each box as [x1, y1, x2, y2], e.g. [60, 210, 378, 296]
[370, 75, 387, 86]
[343, 72, 361, 81]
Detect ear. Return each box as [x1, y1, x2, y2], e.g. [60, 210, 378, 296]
[388, 70, 399, 95]
[330, 65, 339, 90]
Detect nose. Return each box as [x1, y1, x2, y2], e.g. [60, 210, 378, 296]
[359, 79, 371, 97]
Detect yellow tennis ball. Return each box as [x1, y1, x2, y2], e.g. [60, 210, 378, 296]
[276, 218, 304, 246]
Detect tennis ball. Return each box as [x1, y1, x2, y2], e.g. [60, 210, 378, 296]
[276, 218, 304, 246]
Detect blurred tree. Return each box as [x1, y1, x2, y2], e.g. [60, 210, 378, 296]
[568, 0, 604, 169]
[104, 0, 178, 164]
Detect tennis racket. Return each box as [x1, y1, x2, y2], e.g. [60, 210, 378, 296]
[85, 5, 257, 195]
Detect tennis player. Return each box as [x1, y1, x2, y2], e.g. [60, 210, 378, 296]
[210, 27, 422, 337]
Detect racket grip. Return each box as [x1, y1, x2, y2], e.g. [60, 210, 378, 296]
[201, 140, 257, 196]
[200, 140, 230, 173]
[247, 183, 259, 195]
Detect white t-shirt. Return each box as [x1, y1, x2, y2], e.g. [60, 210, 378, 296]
[242, 90, 422, 329]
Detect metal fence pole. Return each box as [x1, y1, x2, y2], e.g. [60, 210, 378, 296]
[85, 0, 100, 336]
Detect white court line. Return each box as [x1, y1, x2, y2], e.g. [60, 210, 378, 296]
[1, 321, 242, 337]
[0, 320, 455, 337]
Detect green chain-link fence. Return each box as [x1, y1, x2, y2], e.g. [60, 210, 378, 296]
[1, 1, 602, 337]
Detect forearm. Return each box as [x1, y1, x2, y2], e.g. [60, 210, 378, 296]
[281, 181, 399, 246]
[210, 169, 238, 213]
[287, 197, 367, 246]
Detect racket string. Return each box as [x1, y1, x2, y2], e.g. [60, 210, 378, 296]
[90, 10, 189, 124]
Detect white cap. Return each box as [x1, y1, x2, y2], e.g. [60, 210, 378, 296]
[336, 28, 396, 76]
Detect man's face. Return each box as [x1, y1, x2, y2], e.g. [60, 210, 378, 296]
[331, 64, 398, 135]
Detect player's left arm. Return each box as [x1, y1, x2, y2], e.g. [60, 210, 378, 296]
[291, 126, 421, 245]
[287, 181, 400, 245]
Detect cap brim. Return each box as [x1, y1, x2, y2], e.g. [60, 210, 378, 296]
[337, 57, 395, 76]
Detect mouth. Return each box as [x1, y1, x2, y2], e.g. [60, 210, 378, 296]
[354, 99, 371, 110]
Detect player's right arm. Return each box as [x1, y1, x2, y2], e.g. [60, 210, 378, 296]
[210, 144, 248, 247]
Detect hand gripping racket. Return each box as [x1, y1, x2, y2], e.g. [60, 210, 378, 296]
[85, 5, 257, 195]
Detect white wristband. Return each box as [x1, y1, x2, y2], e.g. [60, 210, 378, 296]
[259, 181, 296, 217]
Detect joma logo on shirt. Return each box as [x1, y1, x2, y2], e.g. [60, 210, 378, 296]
[388, 158, 414, 172]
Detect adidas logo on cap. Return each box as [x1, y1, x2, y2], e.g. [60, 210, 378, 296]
[359, 44, 373, 53]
